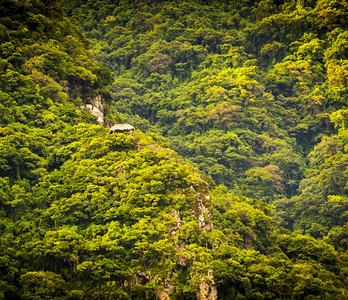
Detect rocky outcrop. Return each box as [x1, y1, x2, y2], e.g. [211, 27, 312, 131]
[81, 94, 104, 125]
[197, 270, 218, 300]
[169, 209, 186, 236]
[197, 192, 213, 232]
[156, 289, 174, 300]
[190, 182, 213, 232]
[122, 271, 152, 293]
[156, 281, 174, 300]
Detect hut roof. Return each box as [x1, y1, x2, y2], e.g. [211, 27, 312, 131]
[109, 124, 135, 133]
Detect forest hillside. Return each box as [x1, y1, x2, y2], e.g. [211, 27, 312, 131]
[0, 0, 347, 299]
[65, 0, 348, 249]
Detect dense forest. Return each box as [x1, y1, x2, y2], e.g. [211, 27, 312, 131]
[0, 0, 347, 299]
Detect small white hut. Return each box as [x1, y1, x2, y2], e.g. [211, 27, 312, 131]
[109, 124, 135, 134]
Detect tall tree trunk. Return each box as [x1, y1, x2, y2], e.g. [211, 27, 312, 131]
[16, 164, 21, 181]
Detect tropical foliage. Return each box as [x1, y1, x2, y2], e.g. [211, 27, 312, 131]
[0, 0, 347, 299]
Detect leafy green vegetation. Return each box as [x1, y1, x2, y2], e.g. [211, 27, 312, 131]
[65, 0, 347, 195]
[0, 0, 347, 299]
[65, 0, 347, 246]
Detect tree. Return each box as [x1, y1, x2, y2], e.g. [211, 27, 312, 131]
[20, 271, 68, 300]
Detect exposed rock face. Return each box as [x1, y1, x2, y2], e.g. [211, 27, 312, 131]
[169, 209, 186, 236]
[122, 271, 152, 293]
[190, 183, 213, 232]
[197, 193, 213, 232]
[197, 270, 218, 300]
[81, 94, 104, 125]
[156, 290, 173, 300]
[156, 282, 174, 300]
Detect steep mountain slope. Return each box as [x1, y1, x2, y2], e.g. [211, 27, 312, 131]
[65, 0, 347, 193]
[65, 0, 347, 246]
[0, 0, 347, 299]
[0, 1, 215, 298]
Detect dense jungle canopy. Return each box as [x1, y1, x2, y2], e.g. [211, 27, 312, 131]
[0, 0, 347, 299]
